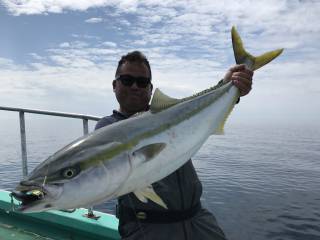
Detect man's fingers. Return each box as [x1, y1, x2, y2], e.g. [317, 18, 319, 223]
[242, 68, 254, 77]
[225, 64, 254, 96]
[232, 77, 252, 96]
[231, 71, 253, 88]
[231, 76, 251, 86]
[228, 64, 246, 72]
[229, 64, 254, 76]
[233, 81, 251, 96]
[232, 71, 253, 80]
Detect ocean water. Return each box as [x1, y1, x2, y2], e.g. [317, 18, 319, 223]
[0, 116, 319, 240]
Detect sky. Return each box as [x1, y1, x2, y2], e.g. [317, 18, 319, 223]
[0, 0, 319, 127]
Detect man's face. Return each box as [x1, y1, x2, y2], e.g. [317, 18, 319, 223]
[113, 62, 153, 114]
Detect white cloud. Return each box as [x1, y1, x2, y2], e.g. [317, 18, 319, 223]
[1, 0, 109, 15]
[102, 41, 117, 48]
[55, 41, 89, 50]
[0, 57, 15, 68]
[85, 17, 103, 23]
[29, 53, 45, 61]
[118, 19, 131, 26]
[1, 0, 319, 123]
[59, 42, 70, 48]
[0, 57, 115, 109]
[2, 0, 320, 46]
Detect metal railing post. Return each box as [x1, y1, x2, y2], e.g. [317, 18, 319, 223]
[83, 118, 89, 135]
[19, 111, 28, 177]
[82, 118, 99, 219]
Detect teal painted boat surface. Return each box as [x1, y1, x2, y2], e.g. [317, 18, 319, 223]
[0, 190, 120, 240]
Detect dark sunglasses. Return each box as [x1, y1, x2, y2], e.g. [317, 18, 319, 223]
[116, 75, 151, 88]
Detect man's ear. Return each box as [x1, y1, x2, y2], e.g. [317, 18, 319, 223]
[112, 80, 116, 92]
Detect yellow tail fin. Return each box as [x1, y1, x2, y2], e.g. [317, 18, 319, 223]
[231, 26, 283, 70]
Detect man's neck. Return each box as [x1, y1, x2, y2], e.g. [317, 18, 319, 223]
[118, 106, 149, 117]
[118, 108, 138, 117]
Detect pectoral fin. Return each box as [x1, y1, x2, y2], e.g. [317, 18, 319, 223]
[131, 143, 166, 168]
[134, 185, 168, 209]
[134, 143, 166, 159]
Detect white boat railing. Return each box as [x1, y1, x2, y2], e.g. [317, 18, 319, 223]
[0, 106, 101, 177]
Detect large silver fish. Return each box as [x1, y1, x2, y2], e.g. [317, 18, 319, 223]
[12, 27, 283, 213]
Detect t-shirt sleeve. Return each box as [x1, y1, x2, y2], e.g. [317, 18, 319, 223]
[94, 116, 117, 130]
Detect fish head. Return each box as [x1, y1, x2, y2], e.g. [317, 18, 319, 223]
[12, 159, 82, 213]
[12, 139, 131, 213]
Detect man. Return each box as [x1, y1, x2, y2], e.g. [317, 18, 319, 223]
[95, 51, 253, 240]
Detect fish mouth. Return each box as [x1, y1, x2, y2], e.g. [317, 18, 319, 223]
[11, 181, 61, 212]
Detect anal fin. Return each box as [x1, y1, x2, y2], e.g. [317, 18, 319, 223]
[134, 185, 168, 209]
[212, 95, 238, 135]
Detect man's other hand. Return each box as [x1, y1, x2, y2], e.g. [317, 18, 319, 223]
[223, 64, 253, 97]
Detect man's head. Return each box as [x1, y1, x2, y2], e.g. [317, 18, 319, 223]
[113, 51, 153, 115]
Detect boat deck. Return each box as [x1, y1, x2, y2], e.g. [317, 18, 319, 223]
[0, 190, 120, 240]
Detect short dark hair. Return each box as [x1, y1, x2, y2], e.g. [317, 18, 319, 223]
[115, 51, 152, 80]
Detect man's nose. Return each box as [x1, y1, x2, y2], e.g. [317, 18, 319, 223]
[131, 82, 139, 89]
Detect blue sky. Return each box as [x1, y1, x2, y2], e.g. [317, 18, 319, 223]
[0, 0, 319, 126]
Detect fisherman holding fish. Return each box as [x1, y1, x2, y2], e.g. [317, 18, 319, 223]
[95, 51, 253, 240]
[13, 27, 282, 240]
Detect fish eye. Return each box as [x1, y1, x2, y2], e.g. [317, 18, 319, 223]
[62, 167, 77, 179]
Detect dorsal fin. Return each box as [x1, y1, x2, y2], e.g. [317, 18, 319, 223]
[150, 88, 181, 113]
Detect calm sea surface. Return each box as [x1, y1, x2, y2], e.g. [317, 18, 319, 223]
[0, 116, 319, 240]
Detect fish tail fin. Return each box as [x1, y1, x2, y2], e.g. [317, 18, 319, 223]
[231, 26, 283, 70]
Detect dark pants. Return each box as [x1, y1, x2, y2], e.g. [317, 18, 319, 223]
[119, 208, 227, 240]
